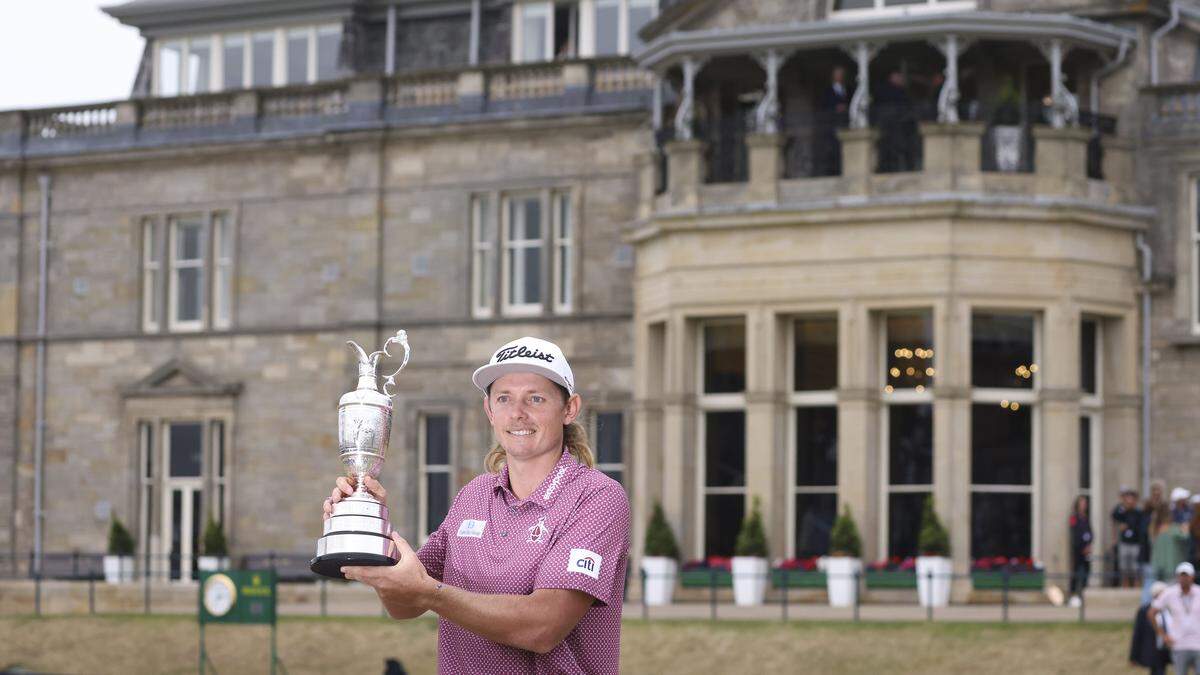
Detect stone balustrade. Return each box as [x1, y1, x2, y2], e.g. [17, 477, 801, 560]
[0, 58, 653, 158]
[648, 121, 1135, 213]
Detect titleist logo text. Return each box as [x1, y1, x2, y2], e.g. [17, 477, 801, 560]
[495, 346, 555, 363]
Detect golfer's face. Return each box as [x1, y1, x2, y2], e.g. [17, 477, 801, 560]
[1182, 574, 1194, 591]
[486, 372, 567, 461]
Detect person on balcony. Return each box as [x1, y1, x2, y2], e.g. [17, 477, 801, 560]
[817, 65, 850, 176]
[873, 69, 918, 173]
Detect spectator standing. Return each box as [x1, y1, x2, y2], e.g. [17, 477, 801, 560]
[1131, 580, 1172, 675]
[873, 69, 918, 172]
[1114, 487, 1144, 588]
[816, 65, 850, 176]
[1143, 481, 1169, 603]
[1070, 495, 1093, 607]
[1153, 502, 1191, 588]
[1189, 497, 1200, 566]
[1151, 562, 1200, 675]
[1173, 487, 1194, 525]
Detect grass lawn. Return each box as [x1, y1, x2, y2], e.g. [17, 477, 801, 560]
[0, 615, 1136, 674]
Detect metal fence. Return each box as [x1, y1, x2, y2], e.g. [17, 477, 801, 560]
[0, 552, 1148, 624]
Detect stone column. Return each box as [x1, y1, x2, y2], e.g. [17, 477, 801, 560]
[837, 302, 880, 562]
[630, 320, 666, 579]
[837, 128, 879, 196]
[919, 122, 985, 191]
[1032, 127, 1091, 198]
[1039, 303, 1082, 576]
[665, 139, 706, 210]
[635, 150, 659, 219]
[744, 308, 786, 555]
[934, 298, 972, 600]
[746, 133, 784, 204]
[457, 70, 486, 114]
[660, 314, 698, 556]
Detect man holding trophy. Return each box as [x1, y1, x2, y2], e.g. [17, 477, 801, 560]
[318, 334, 631, 674]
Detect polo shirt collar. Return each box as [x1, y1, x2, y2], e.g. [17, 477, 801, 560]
[495, 448, 579, 508]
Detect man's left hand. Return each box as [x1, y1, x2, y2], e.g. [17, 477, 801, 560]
[342, 532, 435, 610]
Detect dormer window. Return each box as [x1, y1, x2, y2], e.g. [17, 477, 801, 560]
[513, 0, 658, 63]
[832, 0, 976, 17]
[153, 24, 342, 96]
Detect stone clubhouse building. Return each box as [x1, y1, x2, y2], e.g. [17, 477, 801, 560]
[2, 0, 1200, 592]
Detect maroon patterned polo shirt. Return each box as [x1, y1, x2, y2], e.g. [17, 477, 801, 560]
[417, 449, 631, 674]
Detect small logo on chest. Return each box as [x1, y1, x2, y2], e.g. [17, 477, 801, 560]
[526, 517, 551, 543]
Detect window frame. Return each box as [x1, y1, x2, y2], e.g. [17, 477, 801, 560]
[552, 190, 575, 314]
[787, 314, 839, 558]
[211, 212, 235, 330]
[167, 214, 208, 333]
[417, 411, 455, 544]
[501, 191, 547, 316]
[1079, 315, 1103, 539]
[694, 317, 747, 559]
[513, 1, 555, 63]
[471, 194, 498, 318]
[829, 0, 977, 21]
[141, 217, 164, 333]
[590, 410, 627, 487]
[968, 309, 1042, 562]
[878, 309, 935, 558]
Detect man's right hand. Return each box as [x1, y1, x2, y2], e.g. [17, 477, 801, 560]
[1164, 634, 1175, 649]
[323, 476, 388, 521]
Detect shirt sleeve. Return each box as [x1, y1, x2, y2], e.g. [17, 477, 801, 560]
[1152, 587, 1174, 611]
[533, 484, 631, 606]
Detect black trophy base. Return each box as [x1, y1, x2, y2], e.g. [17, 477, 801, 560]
[310, 552, 395, 579]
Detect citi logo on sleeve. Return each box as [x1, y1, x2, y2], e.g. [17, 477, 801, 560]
[457, 519, 487, 538]
[567, 548, 602, 580]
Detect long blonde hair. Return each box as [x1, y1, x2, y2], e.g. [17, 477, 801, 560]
[484, 383, 595, 472]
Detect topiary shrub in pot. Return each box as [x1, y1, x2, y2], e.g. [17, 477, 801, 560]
[103, 517, 135, 584]
[732, 497, 770, 607]
[198, 517, 230, 572]
[916, 495, 952, 608]
[822, 505, 862, 607]
[641, 501, 680, 606]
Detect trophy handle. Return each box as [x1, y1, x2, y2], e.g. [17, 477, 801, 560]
[377, 330, 410, 398]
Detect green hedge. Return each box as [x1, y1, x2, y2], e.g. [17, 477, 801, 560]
[770, 570, 826, 588]
[865, 570, 917, 589]
[680, 569, 732, 587]
[971, 570, 1044, 590]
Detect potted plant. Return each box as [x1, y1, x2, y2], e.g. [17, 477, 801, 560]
[915, 495, 952, 607]
[822, 505, 862, 607]
[103, 517, 135, 584]
[197, 517, 230, 571]
[640, 501, 680, 605]
[731, 496, 769, 606]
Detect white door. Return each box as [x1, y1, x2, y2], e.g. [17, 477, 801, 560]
[162, 422, 204, 581]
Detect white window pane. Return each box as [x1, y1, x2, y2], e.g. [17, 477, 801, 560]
[159, 41, 182, 96]
[628, 2, 655, 53]
[287, 30, 309, 84]
[595, 0, 619, 56]
[522, 247, 542, 304]
[317, 26, 341, 81]
[187, 39, 211, 93]
[522, 5, 550, 62]
[177, 221, 203, 261]
[252, 32, 274, 87]
[177, 268, 202, 321]
[475, 195, 494, 244]
[223, 36, 245, 90]
[522, 198, 541, 240]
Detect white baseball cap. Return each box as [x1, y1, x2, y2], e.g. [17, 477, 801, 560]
[1172, 487, 1192, 502]
[1177, 562, 1195, 578]
[472, 337, 575, 395]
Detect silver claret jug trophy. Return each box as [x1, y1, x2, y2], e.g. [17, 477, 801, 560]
[311, 330, 410, 579]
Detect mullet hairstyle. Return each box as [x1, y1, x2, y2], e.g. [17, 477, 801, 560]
[484, 382, 595, 472]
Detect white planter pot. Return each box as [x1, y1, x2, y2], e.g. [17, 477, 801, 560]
[197, 556, 230, 572]
[102, 555, 134, 584]
[821, 556, 861, 607]
[640, 557, 677, 606]
[916, 556, 953, 608]
[731, 556, 768, 607]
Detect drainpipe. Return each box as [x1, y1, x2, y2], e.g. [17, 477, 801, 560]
[385, 3, 397, 75]
[1090, 37, 1130, 128]
[1135, 233, 1152, 497]
[1150, 1, 1200, 85]
[33, 173, 50, 576]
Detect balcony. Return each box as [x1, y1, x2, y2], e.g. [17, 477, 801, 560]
[0, 58, 654, 159]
